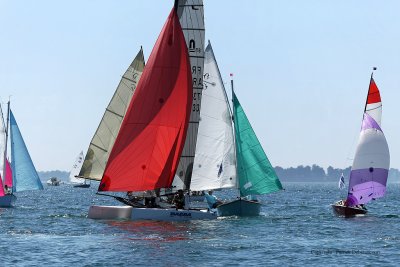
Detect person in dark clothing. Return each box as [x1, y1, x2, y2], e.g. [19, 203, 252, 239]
[173, 190, 185, 209]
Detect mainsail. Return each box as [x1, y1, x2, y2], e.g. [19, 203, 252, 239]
[10, 110, 43, 192]
[99, 8, 192, 192]
[174, 0, 205, 189]
[232, 91, 283, 197]
[190, 41, 236, 191]
[69, 151, 84, 184]
[346, 77, 389, 206]
[78, 48, 145, 180]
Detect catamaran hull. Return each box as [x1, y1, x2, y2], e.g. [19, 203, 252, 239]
[0, 194, 17, 207]
[217, 199, 261, 217]
[88, 205, 217, 221]
[331, 203, 367, 217]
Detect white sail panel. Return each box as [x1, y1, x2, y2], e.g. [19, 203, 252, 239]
[190, 42, 236, 191]
[79, 48, 145, 180]
[175, 0, 205, 189]
[365, 102, 382, 127]
[69, 151, 84, 184]
[351, 129, 389, 171]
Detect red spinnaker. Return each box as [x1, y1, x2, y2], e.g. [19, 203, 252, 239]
[99, 8, 192, 192]
[367, 78, 381, 104]
[5, 159, 12, 188]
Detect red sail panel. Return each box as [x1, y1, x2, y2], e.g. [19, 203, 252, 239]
[99, 8, 192, 192]
[5, 159, 13, 188]
[367, 78, 381, 104]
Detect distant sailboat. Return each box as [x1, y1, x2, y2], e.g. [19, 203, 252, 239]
[0, 102, 43, 207]
[338, 173, 345, 190]
[0, 102, 16, 207]
[69, 151, 89, 188]
[332, 70, 389, 217]
[216, 78, 283, 216]
[77, 47, 145, 182]
[88, 2, 216, 221]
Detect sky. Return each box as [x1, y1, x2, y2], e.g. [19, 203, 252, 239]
[1, 1, 400, 172]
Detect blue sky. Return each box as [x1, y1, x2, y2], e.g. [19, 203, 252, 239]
[1, 1, 399, 171]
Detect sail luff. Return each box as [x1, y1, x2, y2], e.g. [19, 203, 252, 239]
[10, 110, 43, 192]
[78, 48, 145, 181]
[232, 91, 283, 197]
[190, 41, 236, 191]
[99, 8, 192, 192]
[175, 0, 205, 190]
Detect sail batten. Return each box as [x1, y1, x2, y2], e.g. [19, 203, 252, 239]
[10, 110, 43, 192]
[99, 8, 192, 192]
[79, 48, 145, 180]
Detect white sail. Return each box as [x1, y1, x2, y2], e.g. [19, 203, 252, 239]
[69, 151, 84, 184]
[175, 0, 206, 189]
[78, 48, 145, 180]
[190, 41, 236, 191]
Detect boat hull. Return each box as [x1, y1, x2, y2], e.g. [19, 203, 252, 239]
[0, 194, 17, 207]
[217, 199, 261, 217]
[331, 202, 367, 217]
[73, 183, 90, 188]
[88, 205, 217, 221]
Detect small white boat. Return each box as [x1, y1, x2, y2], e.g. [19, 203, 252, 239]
[46, 177, 61, 186]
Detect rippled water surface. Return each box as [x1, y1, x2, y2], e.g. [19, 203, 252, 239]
[1, 182, 399, 266]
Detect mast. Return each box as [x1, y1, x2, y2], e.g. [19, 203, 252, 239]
[230, 75, 240, 193]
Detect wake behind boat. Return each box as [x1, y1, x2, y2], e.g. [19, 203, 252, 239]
[332, 69, 389, 217]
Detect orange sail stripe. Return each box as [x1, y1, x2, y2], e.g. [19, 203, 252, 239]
[367, 78, 381, 104]
[99, 8, 192, 192]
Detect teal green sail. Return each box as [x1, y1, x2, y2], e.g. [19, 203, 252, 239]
[232, 91, 282, 196]
[10, 110, 43, 192]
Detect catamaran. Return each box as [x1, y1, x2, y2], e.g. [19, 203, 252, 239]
[87, 1, 216, 221]
[0, 101, 43, 207]
[332, 70, 390, 217]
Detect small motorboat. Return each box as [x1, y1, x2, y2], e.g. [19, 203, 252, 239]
[331, 200, 367, 217]
[46, 177, 61, 186]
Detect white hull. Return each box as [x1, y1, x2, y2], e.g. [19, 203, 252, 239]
[88, 205, 217, 221]
[0, 194, 17, 207]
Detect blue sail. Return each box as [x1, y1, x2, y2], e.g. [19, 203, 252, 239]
[10, 110, 43, 192]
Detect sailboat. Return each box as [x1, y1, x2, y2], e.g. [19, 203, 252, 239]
[69, 151, 89, 188]
[88, 2, 216, 221]
[190, 42, 283, 216]
[0, 101, 43, 207]
[0, 102, 16, 207]
[217, 78, 283, 216]
[332, 70, 389, 217]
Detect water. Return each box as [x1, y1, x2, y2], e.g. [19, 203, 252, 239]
[1, 182, 399, 266]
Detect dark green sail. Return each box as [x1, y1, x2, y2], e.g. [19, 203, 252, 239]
[232, 91, 283, 196]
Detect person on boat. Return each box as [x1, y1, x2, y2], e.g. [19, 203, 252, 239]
[4, 185, 11, 195]
[205, 191, 222, 209]
[173, 189, 185, 210]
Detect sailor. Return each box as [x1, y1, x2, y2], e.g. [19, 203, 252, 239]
[173, 189, 185, 210]
[205, 191, 222, 209]
[4, 185, 11, 195]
